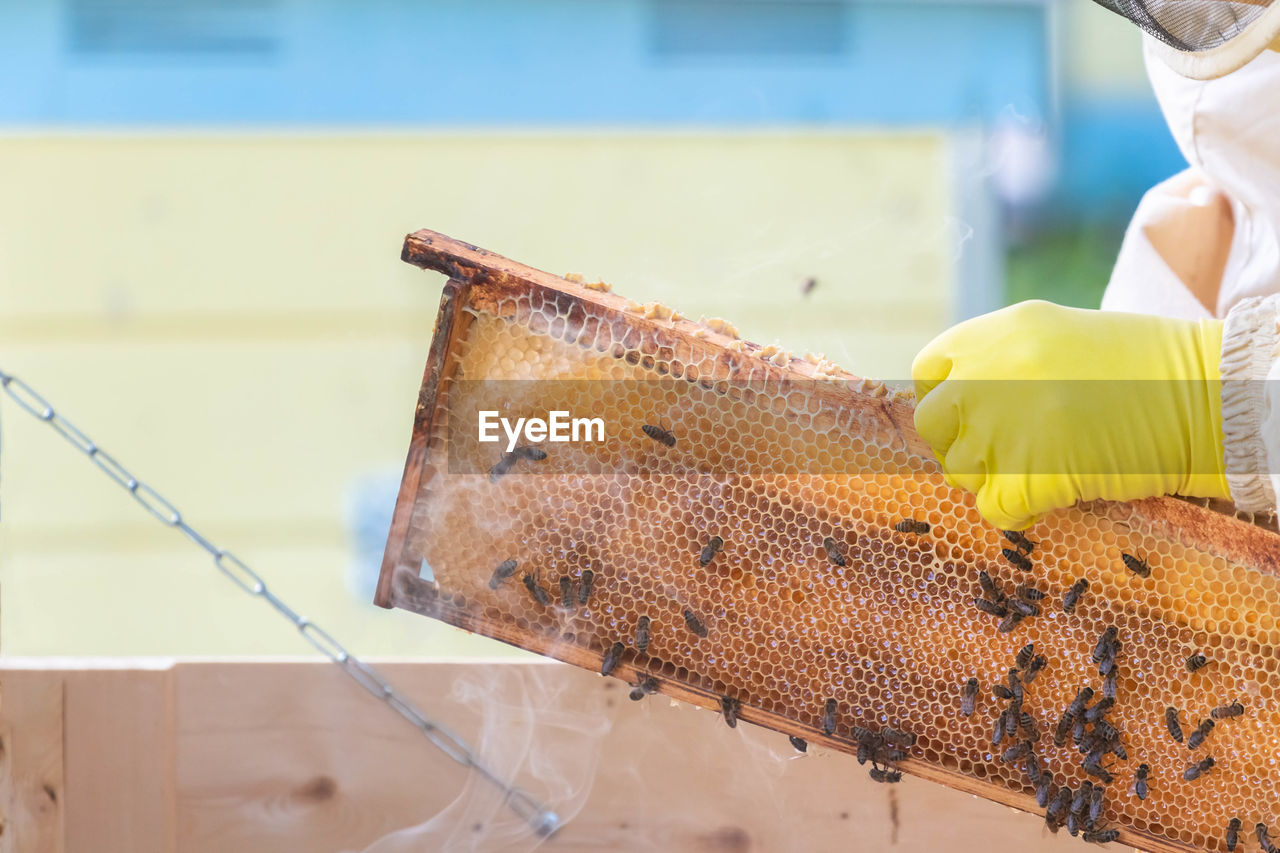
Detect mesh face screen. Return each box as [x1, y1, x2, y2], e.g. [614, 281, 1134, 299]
[1090, 0, 1273, 52]
[379, 230, 1280, 853]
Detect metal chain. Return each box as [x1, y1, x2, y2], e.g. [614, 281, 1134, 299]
[0, 369, 560, 838]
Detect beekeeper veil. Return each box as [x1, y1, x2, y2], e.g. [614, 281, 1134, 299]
[1091, 0, 1280, 78]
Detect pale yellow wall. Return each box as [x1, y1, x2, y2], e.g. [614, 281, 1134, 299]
[0, 132, 954, 656]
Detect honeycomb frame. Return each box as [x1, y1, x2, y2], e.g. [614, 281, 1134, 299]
[378, 228, 1280, 853]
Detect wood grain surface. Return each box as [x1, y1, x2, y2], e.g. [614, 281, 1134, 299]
[0, 660, 1096, 853]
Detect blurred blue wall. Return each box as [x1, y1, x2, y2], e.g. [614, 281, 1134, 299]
[0, 0, 1049, 125]
[1056, 97, 1182, 216]
[0, 0, 1189, 216]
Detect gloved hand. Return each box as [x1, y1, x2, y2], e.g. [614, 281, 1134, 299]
[911, 300, 1229, 529]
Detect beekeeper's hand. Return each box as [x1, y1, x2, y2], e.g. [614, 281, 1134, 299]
[911, 300, 1230, 529]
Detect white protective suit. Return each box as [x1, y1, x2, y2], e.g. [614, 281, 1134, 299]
[1101, 40, 1280, 513]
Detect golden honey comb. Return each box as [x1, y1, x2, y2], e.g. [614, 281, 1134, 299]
[378, 229, 1280, 853]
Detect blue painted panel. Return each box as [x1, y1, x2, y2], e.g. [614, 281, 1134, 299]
[66, 0, 281, 56]
[1052, 97, 1186, 215]
[650, 0, 848, 57]
[0, 0, 1050, 125]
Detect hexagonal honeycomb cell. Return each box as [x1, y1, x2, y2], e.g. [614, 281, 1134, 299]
[378, 230, 1280, 853]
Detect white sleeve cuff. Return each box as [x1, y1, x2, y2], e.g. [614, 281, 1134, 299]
[1220, 295, 1280, 512]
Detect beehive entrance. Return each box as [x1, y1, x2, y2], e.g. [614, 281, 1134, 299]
[378, 229, 1280, 853]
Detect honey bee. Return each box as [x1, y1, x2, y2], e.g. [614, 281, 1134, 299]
[578, 569, 595, 605]
[1084, 697, 1114, 723]
[1187, 718, 1215, 750]
[1261, 824, 1280, 853]
[974, 598, 1008, 617]
[1002, 529, 1036, 554]
[635, 615, 651, 653]
[489, 559, 518, 589]
[800, 276, 818, 297]
[894, 518, 931, 535]
[822, 536, 847, 567]
[1001, 548, 1032, 571]
[961, 677, 979, 717]
[1082, 758, 1114, 784]
[1102, 669, 1118, 700]
[992, 683, 1015, 701]
[1008, 598, 1040, 618]
[699, 535, 724, 567]
[1079, 732, 1104, 760]
[720, 696, 741, 729]
[978, 570, 1005, 602]
[1005, 668, 1024, 698]
[1053, 712, 1073, 747]
[1134, 763, 1149, 801]
[1070, 783, 1091, 817]
[1121, 552, 1151, 578]
[560, 576, 574, 609]
[641, 423, 676, 447]
[1165, 706, 1184, 743]
[822, 698, 838, 736]
[1072, 717, 1088, 749]
[1024, 655, 1048, 685]
[1066, 687, 1095, 718]
[487, 445, 548, 482]
[1035, 775, 1053, 808]
[1183, 756, 1215, 780]
[1020, 712, 1039, 742]
[997, 612, 1025, 633]
[1015, 643, 1035, 670]
[1066, 813, 1079, 838]
[628, 675, 658, 701]
[682, 608, 708, 638]
[1091, 627, 1118, 663]
[1062, 578, 1089, 613]
[855, 730, 881, 765]
[882, 726, 918, 748]
[1226, 819, 1241, 853]
[992, 711, 1008, 746]
[1089, 783, 1104, 823]
[1255, 823, 1275, 853]
[1260, 827, 1279, 853]
[1015, 585, 1045, 602]
[487, 455, 514, 482]
[789, 735, 808, 753]
[1211, 701, 1244, 719]
[1081, 829, 1118, 844]
[1002, 742, 1032, 762]
[869, 766, 902, 784]
[601, 641, 625, 677]
[1186, 652, 1209, 673]
[1095, 636, 1119, 677]
[523, 574, 551, 606]
[1046, 787, 1071, 823]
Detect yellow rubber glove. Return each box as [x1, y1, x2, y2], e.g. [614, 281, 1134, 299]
[911, 300, 1229, 530]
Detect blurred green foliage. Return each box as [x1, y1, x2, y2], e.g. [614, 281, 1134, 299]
[1005, 223, 1126, 309]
